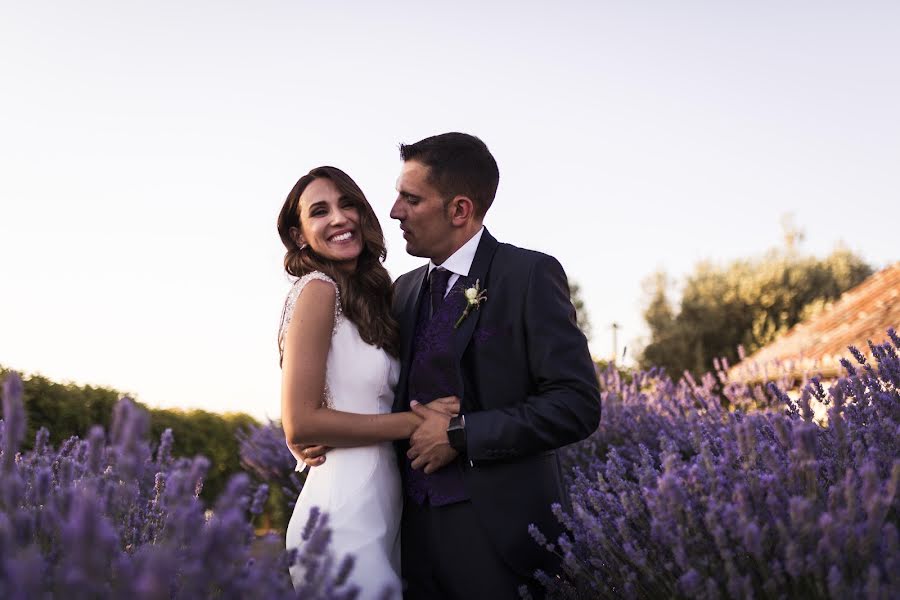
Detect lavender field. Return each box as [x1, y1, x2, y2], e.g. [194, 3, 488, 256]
[538, 333, 899, 599]
[2, 333, 898, 599]
[0, 376, 356, 599]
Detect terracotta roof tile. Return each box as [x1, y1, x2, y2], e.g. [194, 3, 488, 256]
[730, 262, 900, 381]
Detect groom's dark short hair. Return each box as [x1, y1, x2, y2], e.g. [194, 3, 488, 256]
[400, 132, 499, 219]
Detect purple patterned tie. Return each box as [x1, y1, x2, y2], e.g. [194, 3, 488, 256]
[429, 267, 452, 318]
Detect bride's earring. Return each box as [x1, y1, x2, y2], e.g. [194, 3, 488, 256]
[290, 226, 307, 251]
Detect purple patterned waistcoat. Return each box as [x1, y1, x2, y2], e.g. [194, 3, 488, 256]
[403, 276, 470, 507]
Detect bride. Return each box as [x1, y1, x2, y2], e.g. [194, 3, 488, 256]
[276, 166, 454, 598]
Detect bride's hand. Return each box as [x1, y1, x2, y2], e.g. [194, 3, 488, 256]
[405, 396, 459, 437]
[427, 395, 461, 417]
[291, 444, 330, 467]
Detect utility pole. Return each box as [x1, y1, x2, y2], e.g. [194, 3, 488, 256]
[610, 322, 621, 364]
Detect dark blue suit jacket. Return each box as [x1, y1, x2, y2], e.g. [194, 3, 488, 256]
[392, 229, 601, 577]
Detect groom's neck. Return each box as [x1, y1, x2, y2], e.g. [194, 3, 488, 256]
[431, 221, 483, 265]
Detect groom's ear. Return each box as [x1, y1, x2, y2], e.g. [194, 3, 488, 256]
[447, 195, 476, 226]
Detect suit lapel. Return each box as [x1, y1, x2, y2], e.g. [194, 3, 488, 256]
[394, 230, 500, 412]
[394, 265, 429, 412]
[452, 229, 499, 364]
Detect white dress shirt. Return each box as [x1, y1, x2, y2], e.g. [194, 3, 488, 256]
[427, 226, 485, 298]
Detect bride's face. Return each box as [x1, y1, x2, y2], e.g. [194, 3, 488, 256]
[294, 177, 364, 272]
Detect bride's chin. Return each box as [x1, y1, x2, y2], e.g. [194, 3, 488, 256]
[328, 240, 362, 255]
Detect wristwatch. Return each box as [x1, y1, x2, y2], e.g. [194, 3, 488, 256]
[446, 414, 466, 454]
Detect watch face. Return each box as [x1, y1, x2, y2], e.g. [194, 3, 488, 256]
[448, 423, 465, 452]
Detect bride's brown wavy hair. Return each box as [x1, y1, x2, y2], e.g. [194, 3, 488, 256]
[277, 166, 399, 357]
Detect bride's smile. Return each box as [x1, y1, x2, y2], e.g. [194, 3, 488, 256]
[293, 176, 364, 271]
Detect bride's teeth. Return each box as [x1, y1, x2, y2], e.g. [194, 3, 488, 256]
[332, 232, 352, 242]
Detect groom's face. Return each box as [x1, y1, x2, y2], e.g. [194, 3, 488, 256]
[391, 160, 453, 261]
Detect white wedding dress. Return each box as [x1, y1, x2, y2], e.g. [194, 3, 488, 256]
[280, 272, 402, 599]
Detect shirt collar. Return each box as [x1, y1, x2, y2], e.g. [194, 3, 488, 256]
[428, 226, 485, 277]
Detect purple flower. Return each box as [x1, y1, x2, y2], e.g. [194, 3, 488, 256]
[0, 373, 355, 599]
[535, 332, 900, 599]
[237, 421, 303, 506]
[250, 484, 269, 516]
[155, 428, 174, 467]
[2, 371, 26, 471]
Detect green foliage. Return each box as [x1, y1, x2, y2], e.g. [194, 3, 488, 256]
[148, 407, 257, 501]
[593, 358, 633, 385]
[0, 366, 258, 503]
[639, 246, 873, 376]
[569, 281, 592, 341]
[0, 368, 120, 447]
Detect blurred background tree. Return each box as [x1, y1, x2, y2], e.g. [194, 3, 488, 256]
[638, 225, 873, 376]
[149, 407, 257, 501]
[569, 281, 592, 341]
[0, 366, 258, 503]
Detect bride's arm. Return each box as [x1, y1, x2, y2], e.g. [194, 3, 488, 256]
[281, 279, 419, 448]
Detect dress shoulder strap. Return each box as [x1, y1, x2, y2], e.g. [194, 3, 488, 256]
[278, 271, 343, 362]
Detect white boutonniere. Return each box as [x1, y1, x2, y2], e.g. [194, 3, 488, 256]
[454, 279, 488, 329]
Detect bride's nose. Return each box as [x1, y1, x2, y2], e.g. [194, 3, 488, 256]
[330, 209, 349, 226]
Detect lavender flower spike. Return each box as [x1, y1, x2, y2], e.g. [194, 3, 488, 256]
[2, 372, 26, 471]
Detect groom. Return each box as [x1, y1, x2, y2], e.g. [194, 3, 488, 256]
[389, 132, 600, 599]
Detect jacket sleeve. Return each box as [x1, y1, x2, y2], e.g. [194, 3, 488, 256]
[463, 255, 601, 462]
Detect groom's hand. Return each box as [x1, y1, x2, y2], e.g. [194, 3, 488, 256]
[427, 395, 461, 416]
[408, 401, 458, 474]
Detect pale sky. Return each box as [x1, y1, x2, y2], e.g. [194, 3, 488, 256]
[2, 1, 898, 422]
